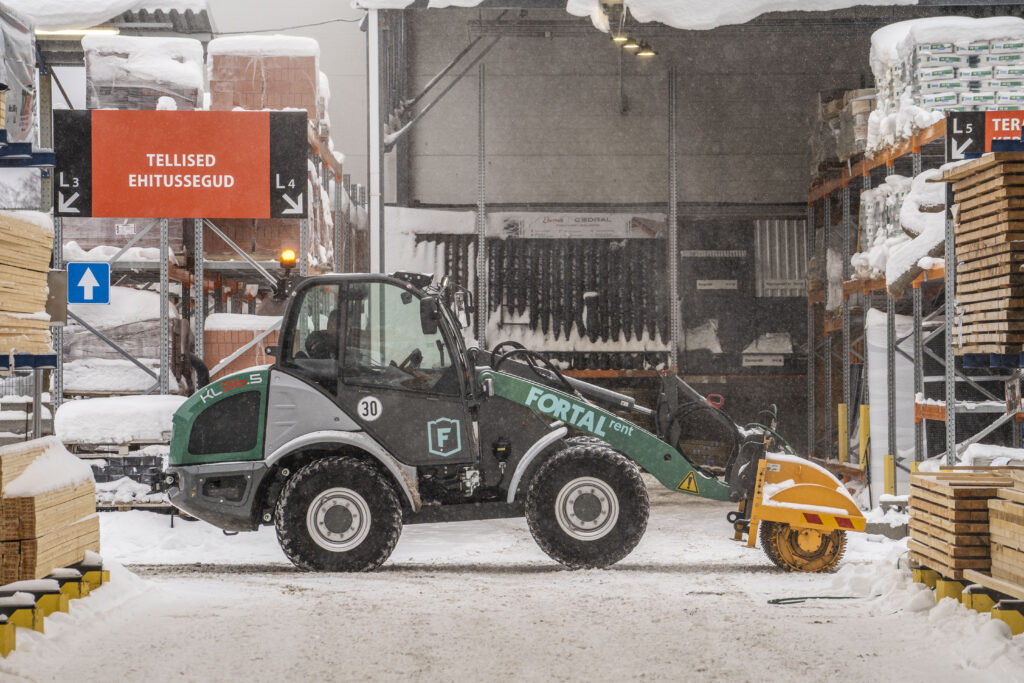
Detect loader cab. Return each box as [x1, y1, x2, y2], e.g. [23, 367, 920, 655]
[276, 274, 478, 467]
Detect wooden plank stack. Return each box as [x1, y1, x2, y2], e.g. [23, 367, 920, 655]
[989, 470, 1024, 588]
[0, 439, 98, 583]
[0, 212, 53, 355]
[941, 153, 1024, 354]
[908, 470, 1014, 579]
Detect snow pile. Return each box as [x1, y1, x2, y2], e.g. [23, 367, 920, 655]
[0, 209, 53, 233]
[204, 313, 282, 332]
[742, 332, 792, 354]
[63, 240, 174, 264]
[2, 437, 94, 497]
[825, 248, 843, 311]
[82, 34, 204, 92]
[96, 477, 166, 505]
[868, 17, 1024, 154]
[885, 169, 947, 295]
[68, 285, 174, 329]
[63, 358, 178, 394]
[865, 504, 909, 527]
[919, 443, 1024, 471]
[851, 174, 912, 280]
[208, 35, 319, 59]
[54, 395, 185, 444]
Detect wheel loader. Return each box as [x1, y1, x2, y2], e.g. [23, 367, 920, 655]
[163, 270, 864, 572]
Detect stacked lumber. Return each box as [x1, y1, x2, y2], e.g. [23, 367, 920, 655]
[0, 439, 98, 583]
[989, 470, 1024, 588]
[908, 470, 1014, 579]
[941, 153, 1024, 354]
[0, 211, 53, 355]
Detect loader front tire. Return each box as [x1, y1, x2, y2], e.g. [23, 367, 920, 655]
[760, 521, 845, 573]
[525, 445, 648, 569]
[275, 456, 402, 572]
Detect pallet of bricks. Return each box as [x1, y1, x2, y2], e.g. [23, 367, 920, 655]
[941, 153, 1024, 353]
[908, 469, 1014, 579]
[0, 212, 54, 355]
[0, 438, 98, 582]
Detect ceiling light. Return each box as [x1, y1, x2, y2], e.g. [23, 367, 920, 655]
[622, 37, 640, 50]
[636, 43, 657, 57]
[611, 33, 628, 43]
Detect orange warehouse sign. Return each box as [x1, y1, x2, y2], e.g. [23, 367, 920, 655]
[53, 110, 307, 219]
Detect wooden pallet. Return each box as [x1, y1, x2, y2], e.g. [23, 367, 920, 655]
[0, 441, 46, 491]
[0, 481, 95, 541]
[0, 212, 53, 354]
[908, 472, 1015, 578]
[0, 515, 100, 583]
[989, 496, 1024, 587]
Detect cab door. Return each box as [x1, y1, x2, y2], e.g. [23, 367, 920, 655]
[332, 280, 477, 467]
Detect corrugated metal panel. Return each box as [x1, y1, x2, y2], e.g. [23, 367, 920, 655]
[754, 218, 807, 297]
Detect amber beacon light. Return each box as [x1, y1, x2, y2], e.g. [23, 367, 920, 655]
[280, 248, 297, 270]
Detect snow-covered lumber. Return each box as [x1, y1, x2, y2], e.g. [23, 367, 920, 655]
[0, 211, 53, 355]
[0, 438, 98, 582]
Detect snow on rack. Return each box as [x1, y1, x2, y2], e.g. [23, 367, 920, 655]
[207, 35, 319, 58]
[67, 285, 176, 329]
[2, 437, 94, 498]
[203, 313, 282, 332]
[54, 395, 186, 445]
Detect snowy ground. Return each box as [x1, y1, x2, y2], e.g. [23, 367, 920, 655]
[3, 482, 1023, 682]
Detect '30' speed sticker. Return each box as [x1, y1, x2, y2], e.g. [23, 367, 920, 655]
[357, 396, 383, 421]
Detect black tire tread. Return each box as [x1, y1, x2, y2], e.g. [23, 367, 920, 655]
[525, 444, 649, 570]
[760, 520, 846, 573]
[275, 456, 403, 572]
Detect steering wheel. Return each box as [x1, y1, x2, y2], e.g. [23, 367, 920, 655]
[395, 348, 423, 376]
[490, 344, 575, 395]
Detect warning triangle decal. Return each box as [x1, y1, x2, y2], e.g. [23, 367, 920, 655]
[677, 471, 699, 495]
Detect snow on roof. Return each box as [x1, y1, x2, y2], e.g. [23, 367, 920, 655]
[871, 16, 1024, 72]
[54, 395, 186, 445]
[5, 0, 207, 31]
[2, 436, 94, 498]
[208, 35, 320, 58]
[354, 0, 916, 31]
[83, 34, 205, 91]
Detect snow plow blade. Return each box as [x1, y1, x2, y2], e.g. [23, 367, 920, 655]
[750, 452, 866, 536]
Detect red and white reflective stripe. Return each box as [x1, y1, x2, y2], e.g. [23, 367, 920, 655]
[802, 512, 856, 529]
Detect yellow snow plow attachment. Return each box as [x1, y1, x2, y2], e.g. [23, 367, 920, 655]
[746, 452, 866, 572]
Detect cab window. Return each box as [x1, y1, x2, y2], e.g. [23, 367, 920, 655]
[341, 282, 458, 395]
[281, 284, 341, 393]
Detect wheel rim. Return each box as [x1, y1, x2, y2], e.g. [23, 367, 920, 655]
[554, 476, 619, 541]
[306, 487, 371, 552]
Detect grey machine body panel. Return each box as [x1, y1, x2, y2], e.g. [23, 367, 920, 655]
[263, 369, 361, 457]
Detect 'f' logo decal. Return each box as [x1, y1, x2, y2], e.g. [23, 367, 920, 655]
[427, 418, 462, 457]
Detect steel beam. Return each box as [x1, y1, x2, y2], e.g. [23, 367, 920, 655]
[806, 202, 815, 456]
[368, 9, 384, 273]
[887, 294, 896, 481]
[159, 218, 169, 394]
[668, 67, 680, 371]
[913, 284, 924, 461]
[193, 218, 205, 361]
[52, 216, 63, 409]
[476, 63, 488, 346]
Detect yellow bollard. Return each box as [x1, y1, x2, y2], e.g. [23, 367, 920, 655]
[838, 403, 849, 463]
[0, 622, 14, 658]
[859, 404, 870, 470]
[935, 579, 966, 603]
[992, 602, 1024, 636]
[884, 454, 896, 495]
[913, 568, 939, 589]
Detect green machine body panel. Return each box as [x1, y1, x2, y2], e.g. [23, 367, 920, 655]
[478, 369, 732, 502]
[169, 368, 270, 466]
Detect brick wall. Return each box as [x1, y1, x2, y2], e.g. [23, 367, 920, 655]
[204, 328, 279, 381]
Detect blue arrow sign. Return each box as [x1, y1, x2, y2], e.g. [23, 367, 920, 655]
[67, 262, 110, 305]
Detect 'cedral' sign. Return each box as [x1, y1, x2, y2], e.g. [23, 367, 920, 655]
[945, 111, 1024, 161]
[53, 110, 308, 219]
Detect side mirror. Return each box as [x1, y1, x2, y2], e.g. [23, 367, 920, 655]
[266, 345, 278, 357]
[420, 297, 439, 335]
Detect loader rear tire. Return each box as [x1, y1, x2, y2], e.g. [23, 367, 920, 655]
[275, 456, 402, 572]
[525, 445, 648, 569]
